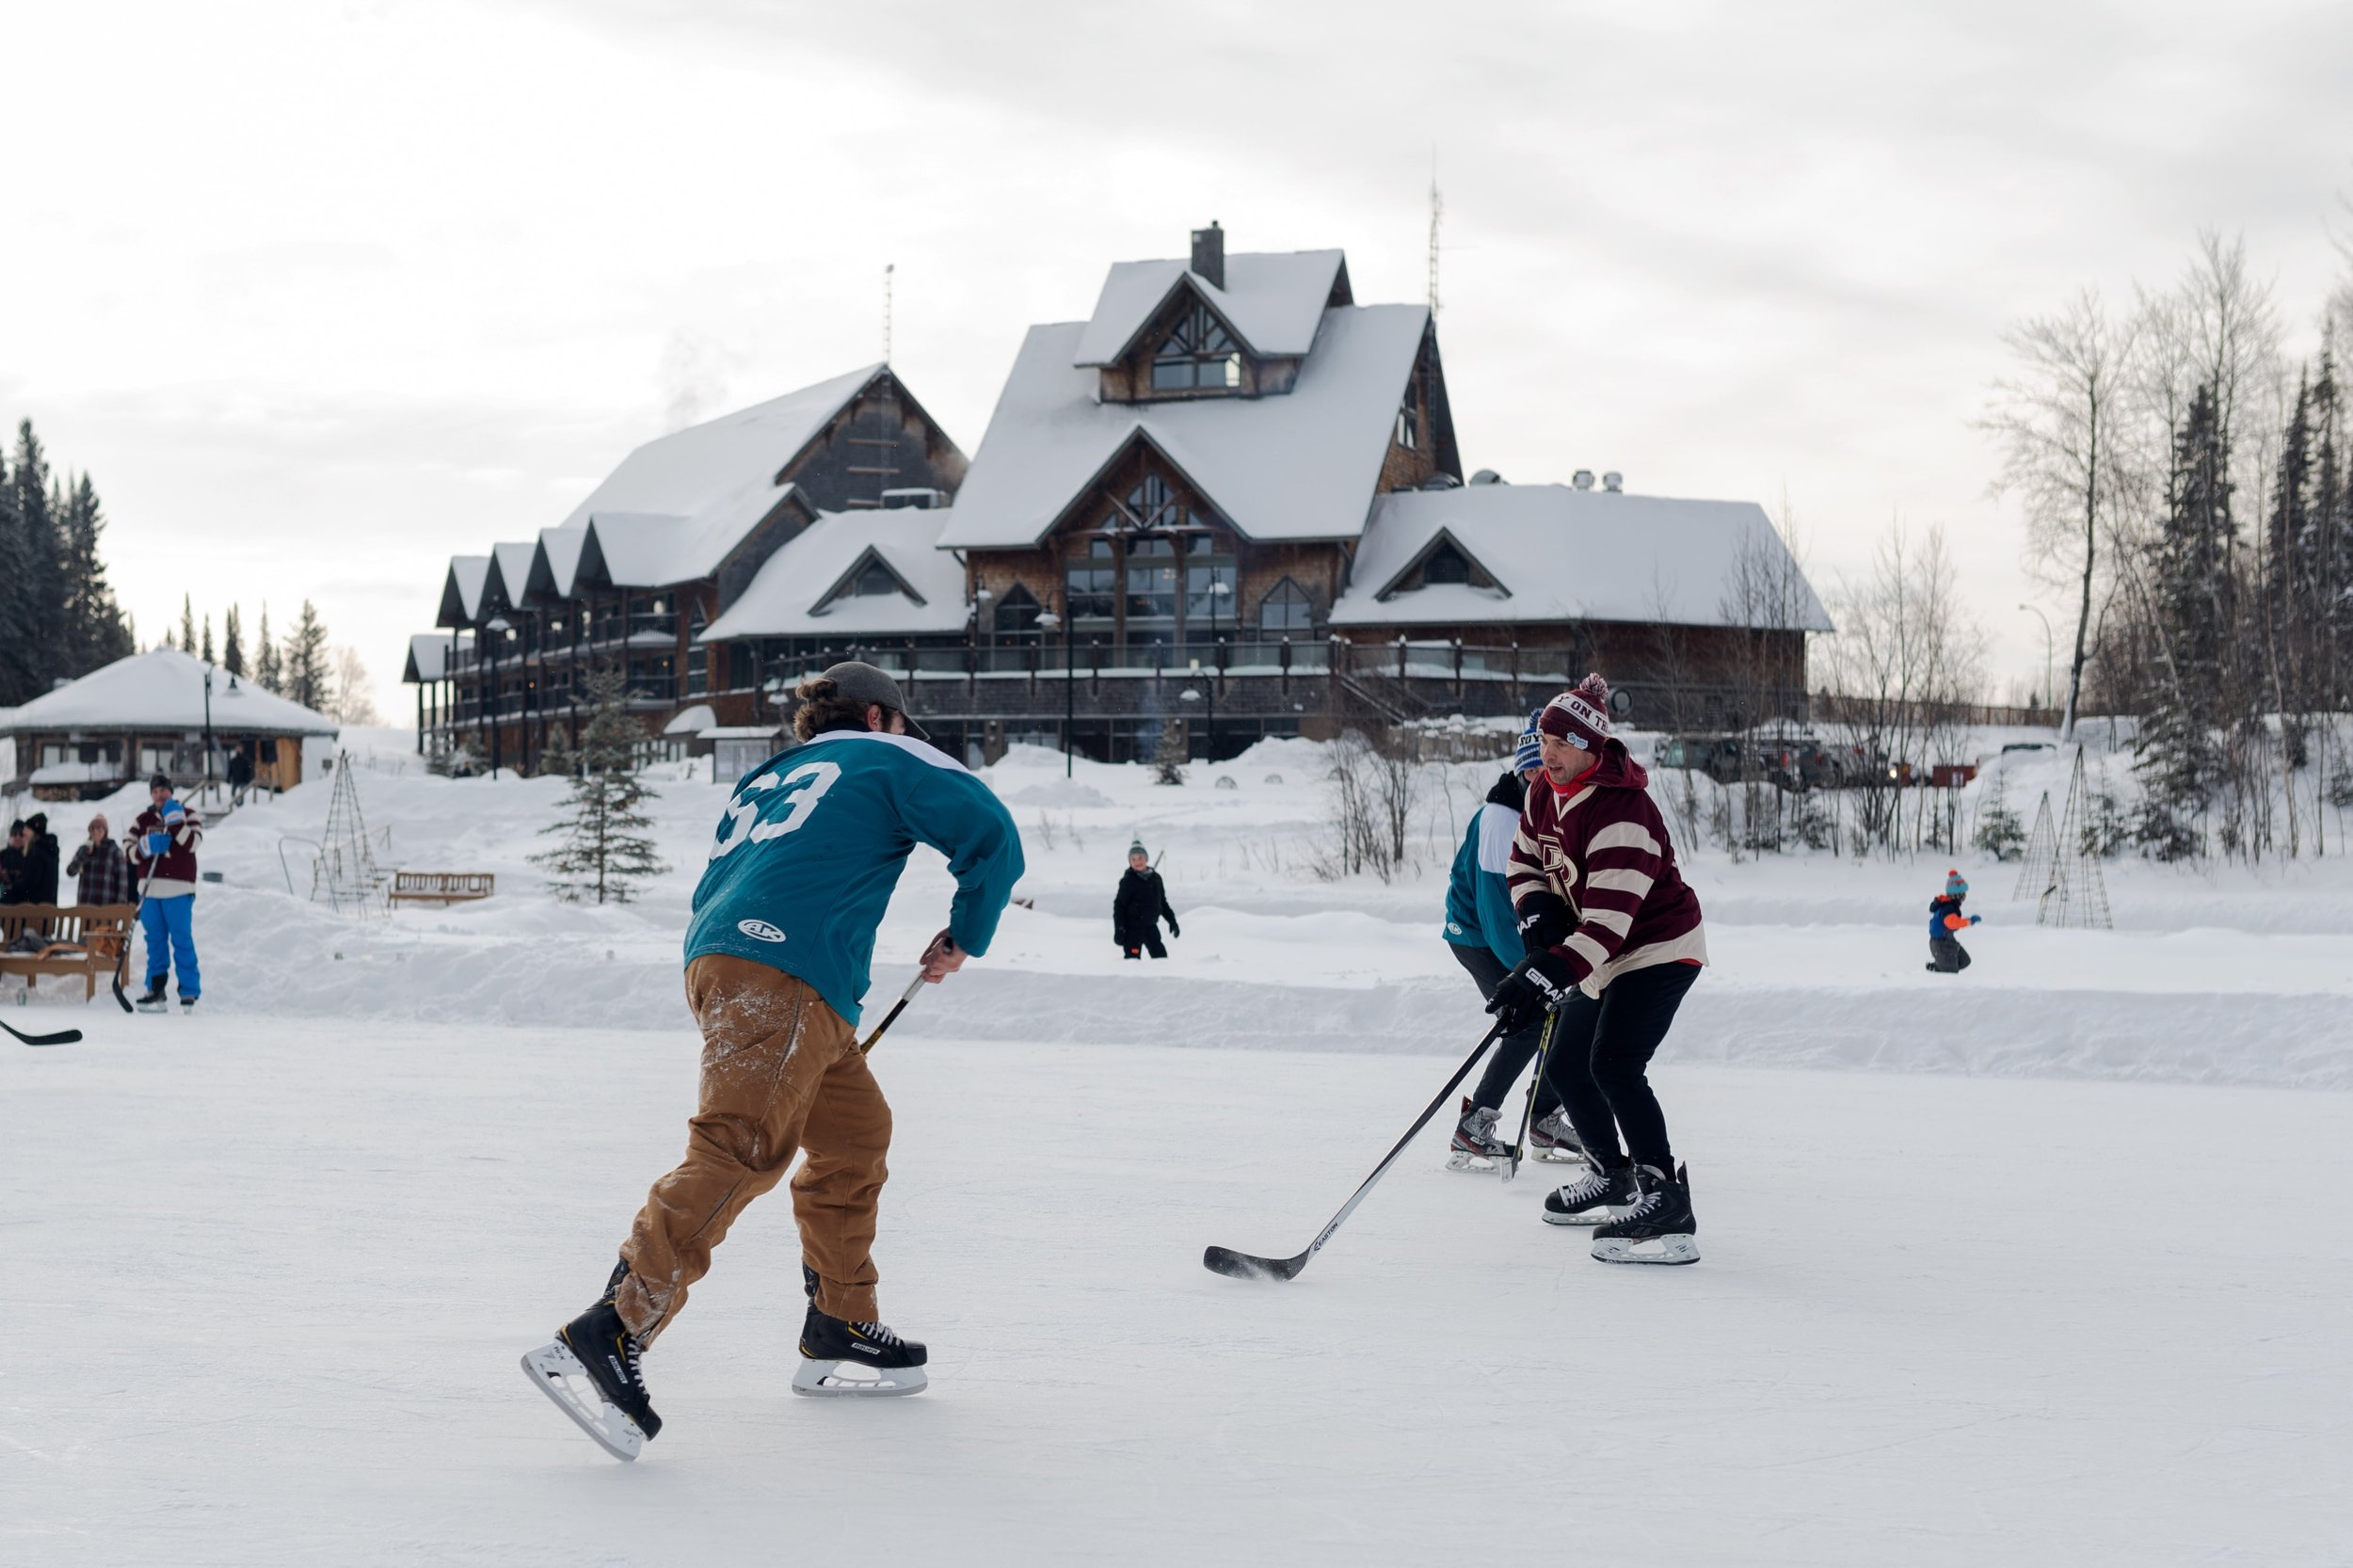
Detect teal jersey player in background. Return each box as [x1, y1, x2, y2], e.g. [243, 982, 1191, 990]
[526, 663, 1024, 1461]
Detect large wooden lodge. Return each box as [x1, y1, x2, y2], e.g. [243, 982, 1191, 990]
[407, 226, 1828, 768]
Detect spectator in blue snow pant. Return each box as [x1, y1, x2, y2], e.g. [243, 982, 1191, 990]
[128, 775, 203, 1005]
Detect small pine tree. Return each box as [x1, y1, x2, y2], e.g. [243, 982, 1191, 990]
[200, 614, 215, 664]
[222, 605, 245, 677]
[1973, 774, 2027, 861]
[536, 722, 577, 779]
[254, 604, 283, 693]
[180, 594, 197, 656]
[281, 600, 331, 710]
[530, 666, 666, 904]
[1151, 719, 1188, 785]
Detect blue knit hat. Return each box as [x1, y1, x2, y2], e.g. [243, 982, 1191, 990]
[1513, 708, 1545, 774]
[1945, 869, 1968, 897]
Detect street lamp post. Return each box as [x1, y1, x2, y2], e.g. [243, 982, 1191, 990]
[1206, 577, 1231, 764]
[485, 616, 511, 778]
[2017, 603, 2055, 723]
[201, 664, 216, 803]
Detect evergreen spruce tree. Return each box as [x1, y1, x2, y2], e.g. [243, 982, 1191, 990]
[254, 604, 283, 692]
[179, 594, 197, 657]
[536, 720, 577, 779]
[281, 600, 330, 710]
[12, 422, 64, 696]
[57, 473, 131, 675]
[222, 605, 245, 677]
[0, 441, 26, 705]
[2134, 381, 2234, 859]
[200, 614, 216, 664]
[530, 665, 666, 904]
[1151, 718, 1188, 784]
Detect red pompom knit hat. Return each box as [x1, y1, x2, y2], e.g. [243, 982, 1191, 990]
[1537, 674, 1614, 753]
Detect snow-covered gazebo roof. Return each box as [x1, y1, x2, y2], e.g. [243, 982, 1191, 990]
[0, 648, 340, 737]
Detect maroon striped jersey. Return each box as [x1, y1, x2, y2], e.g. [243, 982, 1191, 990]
[1506, 743, 1706, 994]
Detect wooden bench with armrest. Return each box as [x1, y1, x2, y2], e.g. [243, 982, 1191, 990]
[389, 872, 496, 906]
[0, 904, 140, 1001]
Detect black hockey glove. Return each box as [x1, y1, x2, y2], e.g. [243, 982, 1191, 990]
[1514, 891, 1572, 952]
[1167, 920, 1181, 938]
[1486, 951, 1577, 1034]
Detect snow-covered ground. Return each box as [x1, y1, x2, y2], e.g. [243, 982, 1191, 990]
[5, 727, 2351, 1563]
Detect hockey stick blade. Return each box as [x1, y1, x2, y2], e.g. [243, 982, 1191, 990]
[1203, 1245, 1308, 1282]
[3, 1019, 84, 1047]
[1203, 1011, 1514, 1285]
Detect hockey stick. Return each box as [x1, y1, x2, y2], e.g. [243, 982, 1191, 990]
[110, 851, 163, 1016]
[856, 971, 929, 1056]
[4, 1017, 83, 1047]
[1497, 1007, 1561, 1186]
[1205, 1014, 1513, 1284]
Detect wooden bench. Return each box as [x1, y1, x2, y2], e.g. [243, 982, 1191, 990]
[389, 872, 496, 906]
[0, 904, 139, 1001]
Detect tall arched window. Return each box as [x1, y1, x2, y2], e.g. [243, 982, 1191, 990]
[1151, 302, 1242, 392]
[1259, 577, 1315, 632]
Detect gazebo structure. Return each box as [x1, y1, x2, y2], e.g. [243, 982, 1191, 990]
[0, 648, 340, 802]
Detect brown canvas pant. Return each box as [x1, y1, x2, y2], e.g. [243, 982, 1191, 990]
[614, 954, 891, 1339]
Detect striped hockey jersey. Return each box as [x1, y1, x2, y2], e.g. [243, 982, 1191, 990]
[1506, 742, 1706, 996]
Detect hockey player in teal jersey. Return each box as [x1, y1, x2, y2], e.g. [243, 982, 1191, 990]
[524, 663, 1024, 1459]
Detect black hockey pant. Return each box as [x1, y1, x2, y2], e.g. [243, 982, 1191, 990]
[1541, 961, 1700, 1175]
[1449, 942, 1560, 1116]
[1929, 936, 1971, 972]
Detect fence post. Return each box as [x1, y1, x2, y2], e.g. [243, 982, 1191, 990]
[1452, 637, 1464, 697]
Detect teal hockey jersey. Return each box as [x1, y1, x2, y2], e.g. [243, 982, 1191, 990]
[683, 730, 1025, 1025]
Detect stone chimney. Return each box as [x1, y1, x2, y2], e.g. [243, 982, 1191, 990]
[1190, 221, 1225, 289]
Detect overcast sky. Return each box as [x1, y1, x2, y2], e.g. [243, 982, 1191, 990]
[6, 0, 2351, 716]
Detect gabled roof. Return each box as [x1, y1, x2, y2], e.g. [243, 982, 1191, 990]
[487, 542, 537, 608]
[703, 508, 969, 641]
[438, 555, 493, 628]
[1073, 250, 1348, 366]
[1329, 485, 1834, 632]
[0, 648, 339, 737]
[548, 365, 883, 589]
[938, 304, 1429, 551]
[403, 632, 468, 683]
[528, 522, 590, 600]
[1375, 527, 1509, 600]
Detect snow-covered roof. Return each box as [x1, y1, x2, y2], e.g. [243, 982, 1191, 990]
[527, 522, 590, 599]
[0, 648, 340, 737]
[553, 365, 883, 589]
[703, 508, 970, 641]
[1072, 250, 1348, 367]
[404, 632, 467, 683]
[31, 760, 127, 785]
[439, 555, 493, 627]
[488, 542, 537, 606]
[1329, 486, 1833, 632]
[938, 306, 1427, 551]
[664, 704, 718, 736]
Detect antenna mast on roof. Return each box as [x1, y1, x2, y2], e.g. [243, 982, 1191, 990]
[883, 263, 895, 364]
[1426, 149, 1442, 316]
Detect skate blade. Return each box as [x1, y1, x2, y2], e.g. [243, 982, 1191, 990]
[520, 1342, 647, 1460]
[1529, 1145, 1585, 1164]
[1590, 1232, 1701, 1265]
[1443, 1149, 1502, 1174]
[1541, 1204, 1631, 1228]
[792, 1357, 927, 1398]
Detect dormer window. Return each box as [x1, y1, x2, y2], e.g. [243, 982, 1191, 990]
[1151, 302, 1242, 392]
[1420, 541, 1470, 584]
[1396, 401, 1419, 450]
[844, 559, 904, 597]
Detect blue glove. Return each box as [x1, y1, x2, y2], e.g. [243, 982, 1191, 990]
[161, 800, 185, 826]
[144, 831, 170, 856]
[1969, 914, 1983, 926]
[1487, 951, 1577, 1034]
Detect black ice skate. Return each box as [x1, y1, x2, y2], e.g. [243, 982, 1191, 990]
[1590, 1162, 1700, 1265]
[520, 1298, 663, 1461]
[1527, 1108, 1588, 1165]
[1541, 1163, 1641, 1226]
[1444, 1097, 1510, 1173]
[794, 1301, 928, 1398]
[134, 982, 168, 1013]
[178, 996, 198, 1013]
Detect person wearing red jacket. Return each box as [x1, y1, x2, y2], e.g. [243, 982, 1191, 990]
[1490, 675, 1707, 1264]
[128, 774, 203, 1011]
